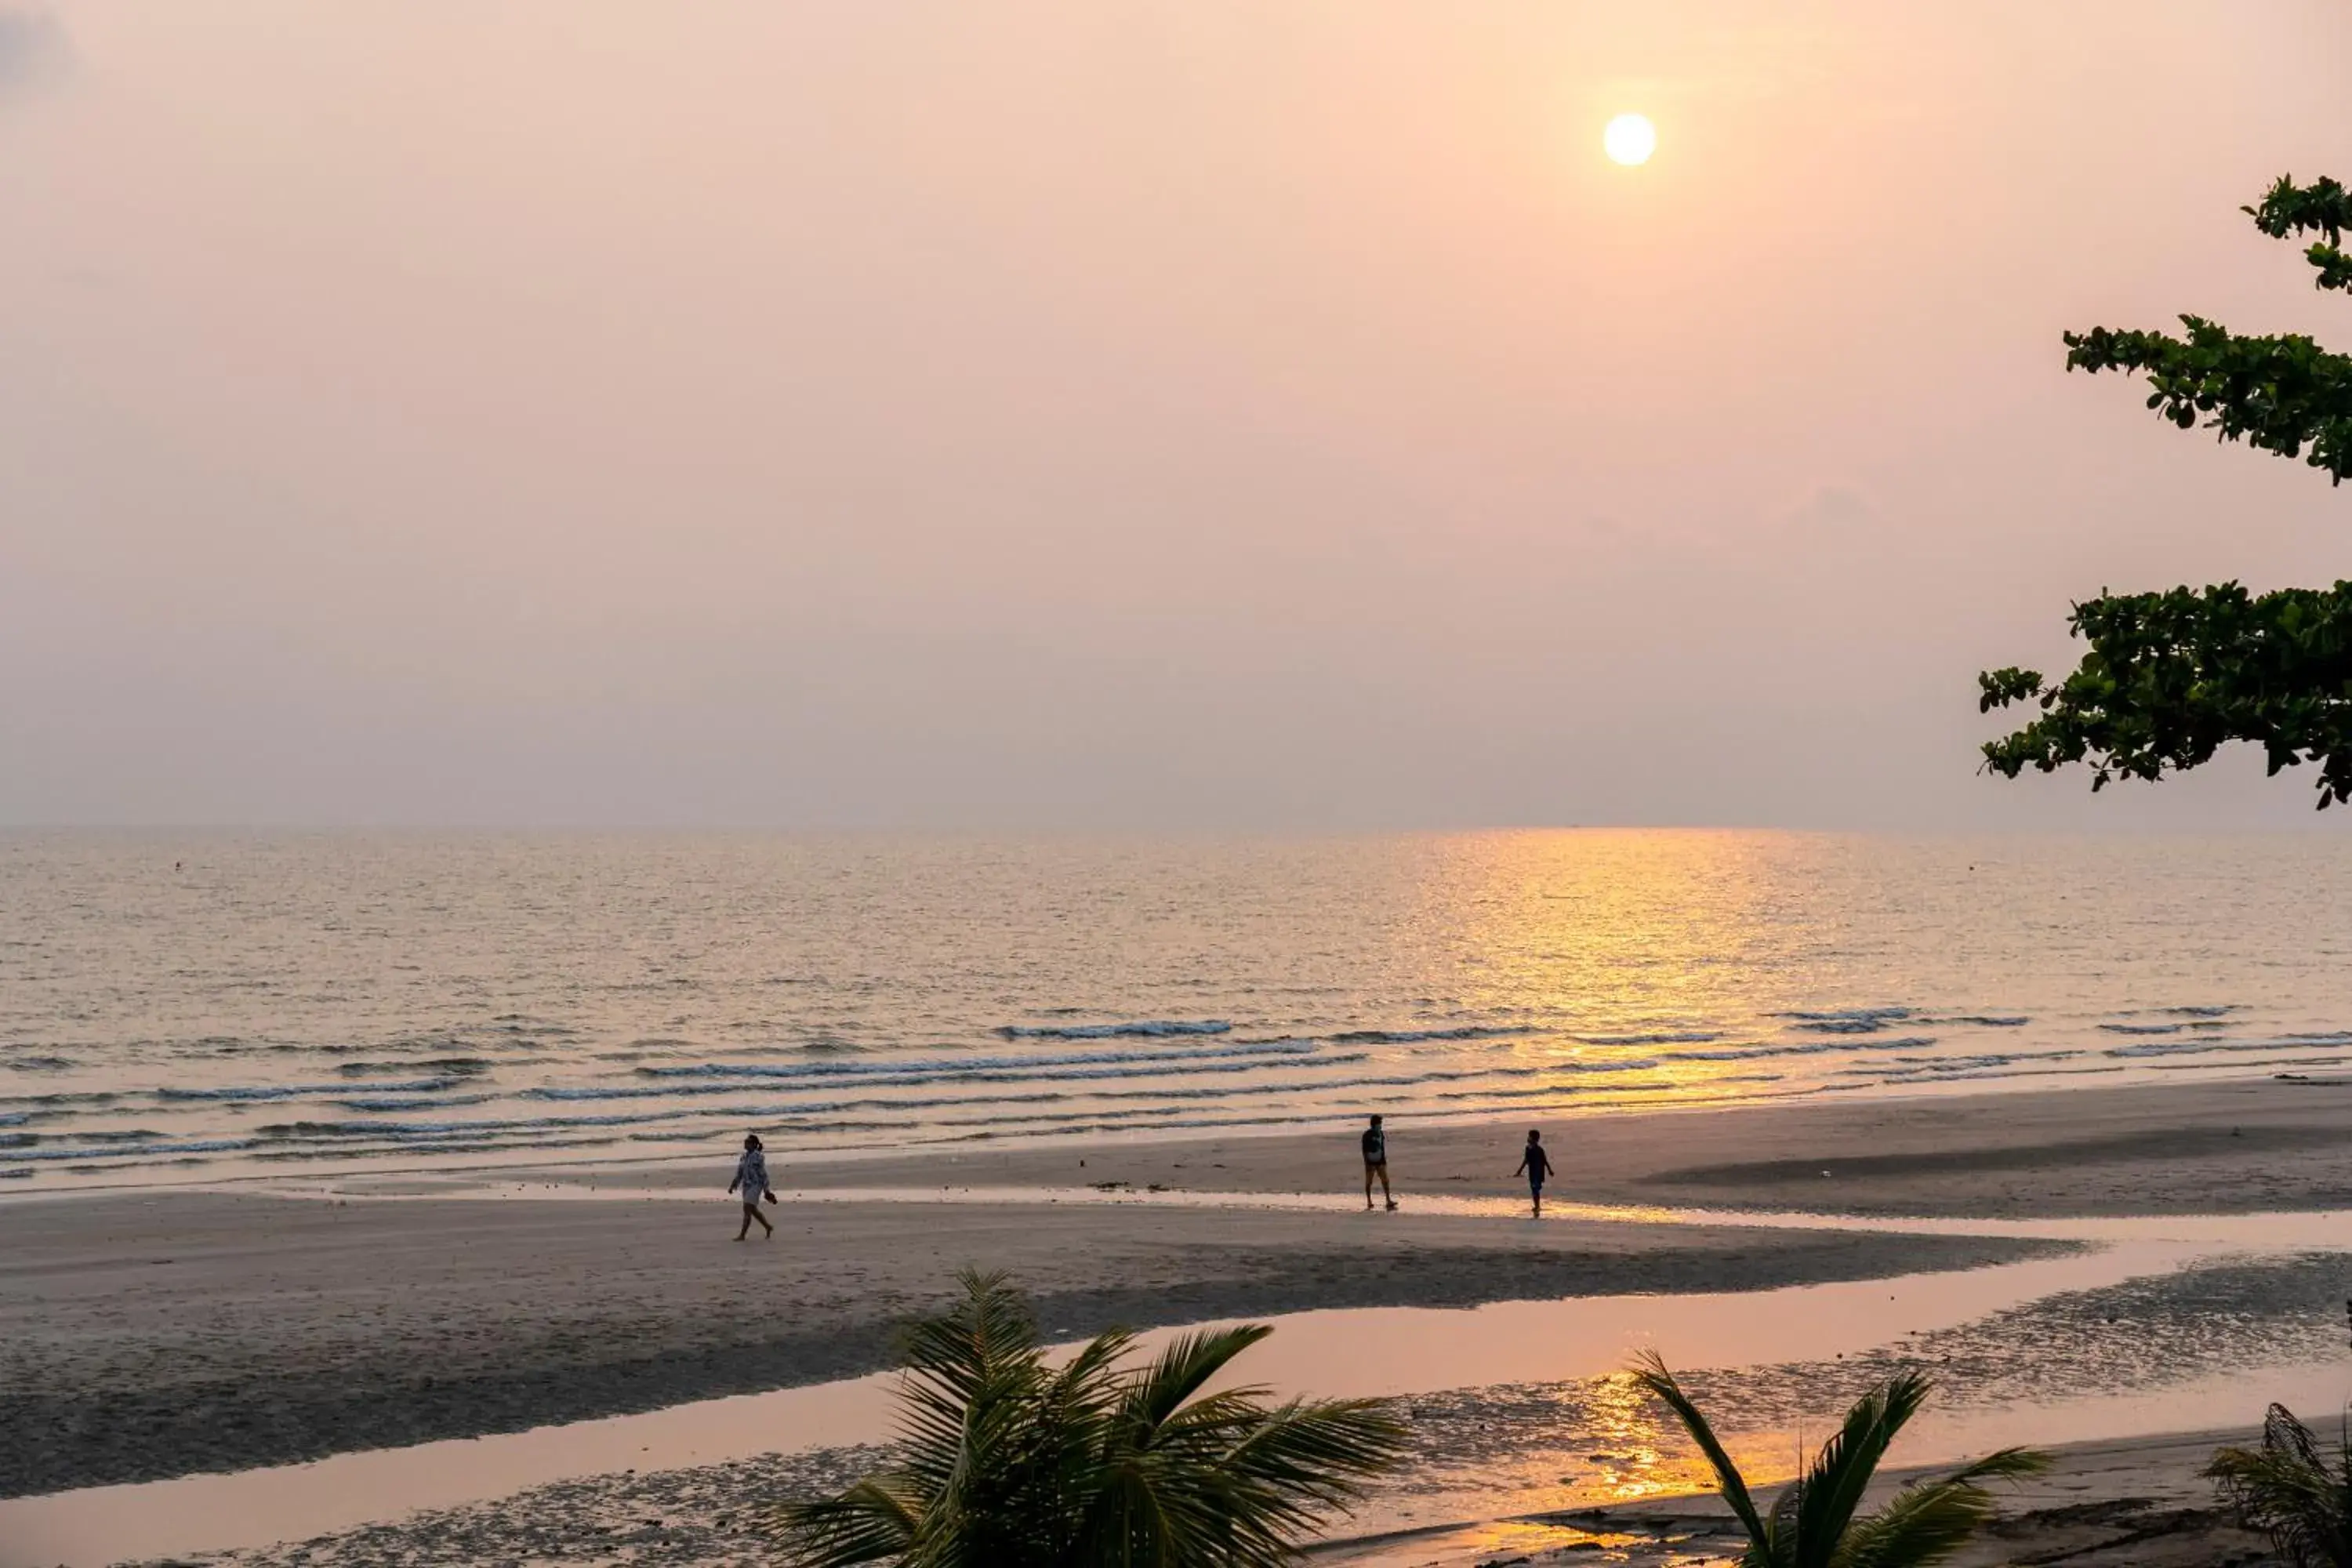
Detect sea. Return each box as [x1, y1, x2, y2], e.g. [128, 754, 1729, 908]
[4, 829, 2350, 1190]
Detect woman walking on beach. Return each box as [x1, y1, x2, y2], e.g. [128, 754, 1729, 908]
[1513, 1128, 1554, 1218]
[728, 1134, 775, 1240]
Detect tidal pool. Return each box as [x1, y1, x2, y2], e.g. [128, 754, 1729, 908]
[3, 1207, 2345, 1568]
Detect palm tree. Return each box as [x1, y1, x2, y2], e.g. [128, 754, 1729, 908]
[1629, 1351, 2046, 1568]
[2207, 1403, 2352, 1566]
[771, 1270, 1410, 1567]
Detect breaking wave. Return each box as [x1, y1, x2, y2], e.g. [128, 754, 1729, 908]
[154, 1077, 467, 1102]
[996, 1020, 1232, 1040]
[1576, 1030, 1725, 1047]
[1328, 1025, 1540, 1044]
[642, 1036, 1318, 1083]
[1781, 1007, 1915, 1035]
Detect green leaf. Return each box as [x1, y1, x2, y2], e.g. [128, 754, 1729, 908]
[767, 1273, 1407, 1568]
[1980, 580, 2352, 808]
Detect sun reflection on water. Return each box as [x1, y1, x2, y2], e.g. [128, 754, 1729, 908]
[1577, 1370, 1707, 1501]
[1371, 1367, 1805, 1544]
[1436, 829, 1824, 1107]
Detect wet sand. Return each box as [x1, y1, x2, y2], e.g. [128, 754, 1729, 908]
[5, 1075, 2346, 1508]
[17, 1238, 2340, 1566]
[0, 1192, 2049, 1497]
[97, 1428, 2277, 1568]
[1377, 1430, 2280, 1567]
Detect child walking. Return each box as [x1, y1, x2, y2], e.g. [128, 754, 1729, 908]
[1512, 1128, 1554, 1218]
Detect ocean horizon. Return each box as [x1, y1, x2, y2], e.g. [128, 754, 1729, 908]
[6, 827, 2348, 1189]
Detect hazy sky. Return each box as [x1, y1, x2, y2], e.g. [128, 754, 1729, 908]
[4, 1, 2350, 829]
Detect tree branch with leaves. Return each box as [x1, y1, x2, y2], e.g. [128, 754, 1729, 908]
[1981, 176, 2352, 806]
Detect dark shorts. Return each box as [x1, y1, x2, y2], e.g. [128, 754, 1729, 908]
[1528, 1174, 1544, 1190]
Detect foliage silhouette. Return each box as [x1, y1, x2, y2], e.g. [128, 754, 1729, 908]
[769, 1270, 1408, 1567]
[1980, 176, 2352, 806]
[1630, 1352, 2046, 1568]
[2208, 1403, 2352, 1567]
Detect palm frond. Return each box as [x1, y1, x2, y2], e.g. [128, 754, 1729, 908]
[1117, 1325, 1276, 1436]
[891, 1272, 1049, 1498]
[1830, 1477, 2003, 1568]
[766, 1275, 1407, 1568]
[1631, 1354, 2042, 1568]
[1078, 1396, 1408, 1568]
[898, 1269, 1040, 1403]
[1792, 1370, 1932, 1565]
[2208, 1403, 2352, 1568]
[1936, 1446, 2049, 1487]
[1215, 1396, 1411, 1503]
[771, 1478, 924, 1568]
[1045, 1327, 1134, 1401]
[1629, 1351, 1768, 1548]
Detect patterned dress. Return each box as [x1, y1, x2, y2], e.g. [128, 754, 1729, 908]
[730, 1149, 769, 1203]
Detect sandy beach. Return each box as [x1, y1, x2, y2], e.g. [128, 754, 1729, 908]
[0, 1191, 2051, 1497]
[737, 1072, 2352, 1218]
[6, 1075, 2349, 1508]
[87, 1428, 2277, 1568]
[17, 1, 2352, 1559]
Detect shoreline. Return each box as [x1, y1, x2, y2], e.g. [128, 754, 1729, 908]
[5, 1075, 2347, 1504]
[543, 1071, 2352, 1219]
[12, 1065, 2344, 1209]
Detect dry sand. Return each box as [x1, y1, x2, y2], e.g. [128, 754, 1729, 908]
[731, 1073, 2352, 1218]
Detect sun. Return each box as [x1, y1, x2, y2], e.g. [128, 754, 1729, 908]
[1603, 113, 1657, 167]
